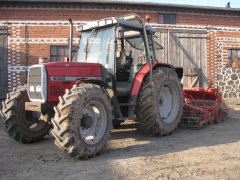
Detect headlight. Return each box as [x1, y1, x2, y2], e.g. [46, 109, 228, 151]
[29, 86, 35, 92]
[36, 86, 42, 92]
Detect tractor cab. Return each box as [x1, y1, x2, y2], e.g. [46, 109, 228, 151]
[76, 15, 163, 98]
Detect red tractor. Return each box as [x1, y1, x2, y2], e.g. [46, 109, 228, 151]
[0, 14, 183, 159]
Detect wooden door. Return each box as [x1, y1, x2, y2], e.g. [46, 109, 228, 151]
[154, 28, 207, 87]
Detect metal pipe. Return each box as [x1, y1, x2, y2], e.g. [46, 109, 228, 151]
[142, 26, 152, 85]
[142, 24, 153, 85]
[150, 31, 157, 61]
[24, 24, 29, 83]
[69, 19, 73, 62]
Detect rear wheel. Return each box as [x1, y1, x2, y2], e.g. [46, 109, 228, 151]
[0, 85, 51, 143]
[136, 67, 183, 136]
[51, 84, 113, 159]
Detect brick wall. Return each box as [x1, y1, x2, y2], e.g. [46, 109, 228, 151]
[177, 13, 240, 27]
[208, 31, 240, 79]
[215, 32, 240, 102]
[4, 23, 81, 90]
[1, 8, 240, 26]
[0, 9, 158, 23]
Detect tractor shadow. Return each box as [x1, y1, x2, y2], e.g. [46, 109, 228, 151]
[104, 110, 240, 160]
[0, 110, 239, 163]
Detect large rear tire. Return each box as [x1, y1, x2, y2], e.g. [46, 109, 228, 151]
[51, 84, 113, 159]
[0, 85, 51, 143]
[136, 67, 183, 136]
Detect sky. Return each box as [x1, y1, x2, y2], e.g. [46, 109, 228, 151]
[124, 0, 240, 8]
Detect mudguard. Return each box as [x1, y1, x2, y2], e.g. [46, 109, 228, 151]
[130, 62, 174, 96]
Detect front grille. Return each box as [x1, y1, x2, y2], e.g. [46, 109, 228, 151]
[28, 66, 43, 100]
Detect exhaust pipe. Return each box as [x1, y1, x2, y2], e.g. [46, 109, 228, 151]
[69, 19, 73, 62]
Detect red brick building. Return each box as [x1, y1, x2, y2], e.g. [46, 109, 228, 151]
[0, 0, 240, 107]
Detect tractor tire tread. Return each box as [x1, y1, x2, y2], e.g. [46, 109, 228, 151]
[51, 83, 113, 159]
[136, 67, 183, 136]
[0, 85, 50, 143]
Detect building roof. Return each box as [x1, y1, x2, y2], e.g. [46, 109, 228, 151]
[1, 0, 240, 13]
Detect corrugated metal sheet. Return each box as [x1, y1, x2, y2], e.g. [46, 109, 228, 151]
[0, 27, 8, 99]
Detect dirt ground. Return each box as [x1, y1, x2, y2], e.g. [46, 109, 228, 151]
[0, 111, 240, 180]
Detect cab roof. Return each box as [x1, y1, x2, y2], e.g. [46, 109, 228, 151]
[77, 16, 155, 33]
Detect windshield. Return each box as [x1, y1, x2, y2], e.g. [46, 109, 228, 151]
[77, 27, 115, 68]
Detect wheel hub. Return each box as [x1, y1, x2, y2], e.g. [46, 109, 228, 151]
[159, 98, 164, 106]
[158, 86, 173, 119]
[158, 82, 179, 123]
[81, 115, 94, 129]
[79, 101, 107, 145]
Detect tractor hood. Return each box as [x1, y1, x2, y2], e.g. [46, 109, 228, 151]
[27, 62, 102, 102]
[46, 62, 102, 102]
[45, 62, 102, 78]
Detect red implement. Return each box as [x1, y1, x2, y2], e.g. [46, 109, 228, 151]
[180, 87, 228, 128]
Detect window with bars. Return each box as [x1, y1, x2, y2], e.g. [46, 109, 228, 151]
[158, 14, 176, 24]
[227, 49, 240, 68]
[50, 46, 77, 62]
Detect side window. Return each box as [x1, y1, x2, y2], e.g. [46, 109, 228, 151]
[50, 46, 77, 62]
[158, 14, 176, 24]
[227, 49, 240, 68]
[121, 29, 146, 65]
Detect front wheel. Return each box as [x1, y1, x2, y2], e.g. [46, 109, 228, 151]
[51, 84, 113, 159]
[136, 67, 183, 136]
[0, 85, 51, 143]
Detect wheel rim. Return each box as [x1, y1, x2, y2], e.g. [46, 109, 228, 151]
[79, 101, 107, 145]
[158, 81, 180, 123]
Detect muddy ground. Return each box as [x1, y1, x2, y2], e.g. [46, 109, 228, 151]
[0, 111, 240, 180]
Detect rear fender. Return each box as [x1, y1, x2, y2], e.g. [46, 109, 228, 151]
[130, 62, 174, 96]
[128, 62, 175, 117]
[113, 62, 179, 118]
